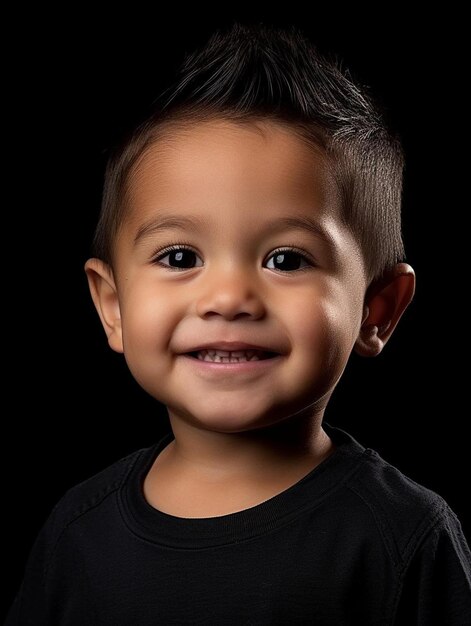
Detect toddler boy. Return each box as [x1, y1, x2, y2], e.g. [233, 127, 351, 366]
[7, 23, 471, 625]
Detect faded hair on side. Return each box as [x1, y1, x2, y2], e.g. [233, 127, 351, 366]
[94, 22, 405, 282]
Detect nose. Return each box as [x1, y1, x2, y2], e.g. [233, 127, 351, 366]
[195, 265, 266, 321]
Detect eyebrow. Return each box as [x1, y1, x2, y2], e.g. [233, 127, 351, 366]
[134, 213, 335, 248]
[134, 215, 207, 245]
[264, 216, 336, 248]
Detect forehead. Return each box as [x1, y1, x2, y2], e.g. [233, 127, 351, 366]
[115, 119, 366, 281]
[124, 118, 340, 223]
[115, 119, 358, 271]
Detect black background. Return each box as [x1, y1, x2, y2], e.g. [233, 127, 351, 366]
[4, 6, 467, 617]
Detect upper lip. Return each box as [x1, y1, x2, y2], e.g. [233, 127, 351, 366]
[182, 341, 281, 354]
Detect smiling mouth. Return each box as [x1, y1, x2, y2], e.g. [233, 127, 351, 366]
[187, 349, 278, 363]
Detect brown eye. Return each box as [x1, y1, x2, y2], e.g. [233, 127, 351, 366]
[156, 247, 203, 270]
[265, 250, 310, 272]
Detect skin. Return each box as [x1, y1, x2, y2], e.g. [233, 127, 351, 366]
[86, 119, 415, 517]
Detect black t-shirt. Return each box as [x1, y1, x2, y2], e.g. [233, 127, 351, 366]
[6, 425, 471, 625]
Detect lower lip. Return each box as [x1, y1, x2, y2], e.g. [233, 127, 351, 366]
[179, 354, 283, 375]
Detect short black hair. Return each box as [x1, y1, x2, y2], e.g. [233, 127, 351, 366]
[94, 22, 405, 282]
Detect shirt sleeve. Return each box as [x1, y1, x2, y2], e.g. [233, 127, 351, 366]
[394, 506, 471, 625]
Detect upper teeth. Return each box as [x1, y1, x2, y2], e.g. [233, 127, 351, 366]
[196, 349, 263, 362]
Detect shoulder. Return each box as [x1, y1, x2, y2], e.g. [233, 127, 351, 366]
[349, 446, 449, 520]
[345, 445, 457, 565]
[41, 446, 149, 551]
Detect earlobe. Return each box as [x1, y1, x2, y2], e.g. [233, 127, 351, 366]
[84, 258, 124, 353]
[354, 263, 415, 358]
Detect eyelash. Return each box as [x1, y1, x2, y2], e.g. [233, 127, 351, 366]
[152, 243, 200, 272]
[151, 243, 315, 272]
[265, 246, 315, 272]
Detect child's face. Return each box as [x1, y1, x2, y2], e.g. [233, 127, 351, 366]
[106, 120, 368, 432]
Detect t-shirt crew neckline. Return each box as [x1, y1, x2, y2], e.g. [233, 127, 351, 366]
[119, 424, 368, 549]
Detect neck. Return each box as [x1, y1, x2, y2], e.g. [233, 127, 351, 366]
[163, 407, 333, 484]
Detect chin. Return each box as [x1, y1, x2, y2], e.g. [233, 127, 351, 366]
[169, 402, 277, 433]
[197, 412, 271, 433]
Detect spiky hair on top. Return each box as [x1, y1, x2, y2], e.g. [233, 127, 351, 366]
[94, 22, 405, 282]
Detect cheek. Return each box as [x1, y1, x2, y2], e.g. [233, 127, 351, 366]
[119, 280, 178, 366]
[288, 285, 357, 372]
[295, 305, 342, 364]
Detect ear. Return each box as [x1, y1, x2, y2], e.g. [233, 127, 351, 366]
[84, 258, 124, 353]
[354, 263, 415, 358]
